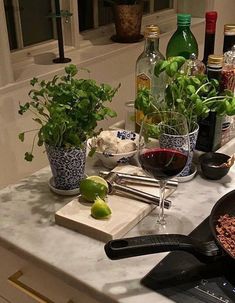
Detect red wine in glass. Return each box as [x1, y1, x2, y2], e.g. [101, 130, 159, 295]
[138, 111, 189, 230]
[139, 148, 188, 180]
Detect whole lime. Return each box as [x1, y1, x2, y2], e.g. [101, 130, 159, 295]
[79, 178, 108, 202]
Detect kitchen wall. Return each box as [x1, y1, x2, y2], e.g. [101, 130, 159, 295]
[213, 0, 235, 53]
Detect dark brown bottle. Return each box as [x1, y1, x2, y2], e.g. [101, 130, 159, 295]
[223, 24, 235, 53]
[196, 55, 224, 152]
[202, 11, 217, 65]
[207, 54, 224, 92]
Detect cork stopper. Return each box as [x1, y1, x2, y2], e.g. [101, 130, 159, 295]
[207, 54, 224, 66]
[144, 25, 160, 38]
[224, 24, 235, 34]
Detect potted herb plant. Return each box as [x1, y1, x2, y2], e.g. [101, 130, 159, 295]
[18, 64, 120, 190]
[105, 0, 143, 43]
[135, 56, 235, 175]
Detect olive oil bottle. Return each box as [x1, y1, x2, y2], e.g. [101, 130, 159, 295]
[135, 25, 165, 133]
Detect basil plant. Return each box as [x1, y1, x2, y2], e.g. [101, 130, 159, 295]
[135, 56, 235, 133]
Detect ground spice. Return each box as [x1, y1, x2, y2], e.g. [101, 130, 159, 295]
[216, 214, 235, 257]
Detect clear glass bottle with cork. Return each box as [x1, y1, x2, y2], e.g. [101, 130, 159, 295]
[135, 25, 165, 133]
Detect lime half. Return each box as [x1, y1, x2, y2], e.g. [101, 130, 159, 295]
[79, 176, 108, 202]
[86, 175, 108, 189]
[91, 197, 112, 219]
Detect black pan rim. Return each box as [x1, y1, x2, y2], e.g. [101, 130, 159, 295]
[209, 189, 235, 259]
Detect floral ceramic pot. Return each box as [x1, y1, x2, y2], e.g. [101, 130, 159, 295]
[159, 124, 199, 177]
[45, 144, 87, 190]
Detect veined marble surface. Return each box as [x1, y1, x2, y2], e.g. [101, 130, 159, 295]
[0, 139, 235, 303]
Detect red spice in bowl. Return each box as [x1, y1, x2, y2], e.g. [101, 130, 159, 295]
[216, 214, 235, 257]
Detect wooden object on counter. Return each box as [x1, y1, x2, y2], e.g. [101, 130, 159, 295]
[55, 165, 176, 242]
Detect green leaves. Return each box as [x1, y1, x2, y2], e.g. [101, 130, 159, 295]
[18, 103, 30, 115]
[136, 56, 235, 132]
[19, 133, 24, 142]
[24, 152, 34, 161]
[154, 56, 186, 78]
[166, 61, 178, 77]
[65, 64, 78, 77]
[18, 64, 119, 161]
[135, 87, 155, 115]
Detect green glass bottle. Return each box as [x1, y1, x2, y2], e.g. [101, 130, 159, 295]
[166, 14, 198, 59]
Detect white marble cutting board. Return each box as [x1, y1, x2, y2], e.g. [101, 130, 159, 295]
[55, 165, 176, 242]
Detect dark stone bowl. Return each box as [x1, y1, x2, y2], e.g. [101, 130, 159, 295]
[199, 152, 230, 180]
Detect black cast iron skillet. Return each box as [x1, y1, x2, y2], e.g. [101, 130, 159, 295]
[105, 190, 235, 261]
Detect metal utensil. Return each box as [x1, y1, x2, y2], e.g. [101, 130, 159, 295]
[99, 170, 178, 189]
[104, 172, 172, 209]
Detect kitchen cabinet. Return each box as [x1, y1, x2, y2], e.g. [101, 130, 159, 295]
[0, 245, 100, 303]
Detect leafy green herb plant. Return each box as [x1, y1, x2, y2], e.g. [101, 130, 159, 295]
[19, 64, 120, 161]
[135, 56, 235, 132]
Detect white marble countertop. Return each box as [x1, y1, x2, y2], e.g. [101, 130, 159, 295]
[0, 139, 235, 303]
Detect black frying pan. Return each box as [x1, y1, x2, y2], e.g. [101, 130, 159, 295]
[105, 190, 235, 261]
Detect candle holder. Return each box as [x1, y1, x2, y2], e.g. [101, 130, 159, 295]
[49, 0, 72, 63]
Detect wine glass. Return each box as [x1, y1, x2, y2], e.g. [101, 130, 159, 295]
[138, 111, 189, 231]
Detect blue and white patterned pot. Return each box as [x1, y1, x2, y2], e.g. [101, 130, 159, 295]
[45, 144, 87, 190]
[159, 124, 199, 177]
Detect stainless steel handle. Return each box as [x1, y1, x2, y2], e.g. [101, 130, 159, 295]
[8, 270, 73, 303]
[99, 171, 178, 188]
[112, 183, 171, 209]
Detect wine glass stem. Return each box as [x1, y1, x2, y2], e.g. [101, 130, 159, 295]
[158, 180, 167, 225]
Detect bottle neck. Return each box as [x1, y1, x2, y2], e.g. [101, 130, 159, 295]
[207, 65, 223, 92]
[223, 34, 235, 53]
[144, 37, 160, 53]
[205, 20, 216, 34]
[177, 24, 191, 30]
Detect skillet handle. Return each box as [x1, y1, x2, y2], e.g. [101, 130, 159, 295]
[104, 234, 194, 260]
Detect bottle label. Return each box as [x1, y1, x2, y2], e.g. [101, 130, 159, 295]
[136, 73, 151, 90]
[221, 116, 232, 146]
[136, 73, 151, 128]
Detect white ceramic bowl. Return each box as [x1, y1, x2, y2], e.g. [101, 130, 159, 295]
[88, 130, 138, 169]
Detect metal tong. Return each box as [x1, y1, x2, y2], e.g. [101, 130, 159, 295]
[102, 172, 175, 209]
[99, 171, 178, 188]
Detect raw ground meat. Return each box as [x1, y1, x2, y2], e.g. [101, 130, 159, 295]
[216, 214, 235, 257]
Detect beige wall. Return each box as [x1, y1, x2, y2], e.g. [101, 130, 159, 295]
[213, 0, 235, 54]
[0, 21, 205, 189]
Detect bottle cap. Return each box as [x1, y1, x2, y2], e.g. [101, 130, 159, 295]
[206, 11, 218, 20]
[177, 14, 191, 26]
[144, 25, 160, 38]
[205, 11, 217, 33]
[207, 54, 224, 66]
[224, 24, 235, 35]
